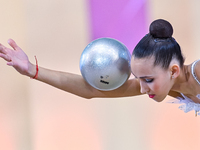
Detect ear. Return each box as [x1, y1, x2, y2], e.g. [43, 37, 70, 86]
[170, 64, 180, 78]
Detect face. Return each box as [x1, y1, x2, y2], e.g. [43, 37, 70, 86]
[131, 56, 174, 102]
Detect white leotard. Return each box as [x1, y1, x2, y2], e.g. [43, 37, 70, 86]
[191, 59, 200, 85]
[168, 60, 200, 116]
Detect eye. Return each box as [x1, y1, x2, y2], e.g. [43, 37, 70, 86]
[145, 78, 154, 83]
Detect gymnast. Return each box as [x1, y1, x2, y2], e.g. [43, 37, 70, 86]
[0, 19, 199, 116]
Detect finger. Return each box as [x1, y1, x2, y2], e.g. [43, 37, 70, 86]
[0, 53, 12, 62]
[0, 44, 7, 54]
[7, 61, 13, 66]
[8, 39, 19, 51]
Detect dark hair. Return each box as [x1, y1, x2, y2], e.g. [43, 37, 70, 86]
[132, 19, 185, 69]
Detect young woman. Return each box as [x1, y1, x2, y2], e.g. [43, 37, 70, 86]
[0, 19, 199, 115]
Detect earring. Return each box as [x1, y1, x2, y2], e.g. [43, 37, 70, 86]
[172, 76, 174, 78]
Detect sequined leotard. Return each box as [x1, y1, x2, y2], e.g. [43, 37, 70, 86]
[169, 60, 200, 116]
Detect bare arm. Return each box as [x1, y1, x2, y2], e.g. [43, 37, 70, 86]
[194, 60, 200, 84]
[36, 68, 142, 98]
[0, 39, 142, 99]
[168, 90, 182, 98]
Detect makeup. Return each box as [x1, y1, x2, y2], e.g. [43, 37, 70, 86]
[149, 94, 155, 98]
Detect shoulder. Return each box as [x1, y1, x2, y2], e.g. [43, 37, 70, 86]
[168, 90, 182, 98]
[193, 59, 200, 81]
[112, 77, 142, 97]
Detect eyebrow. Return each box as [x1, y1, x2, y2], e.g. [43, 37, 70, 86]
[139, 76, 153, 79]
[132, 73, 153, 79]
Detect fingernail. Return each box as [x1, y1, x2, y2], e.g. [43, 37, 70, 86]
[7, 39, 11, 44]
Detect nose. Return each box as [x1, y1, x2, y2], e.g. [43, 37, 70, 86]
[140, 81, 149, 94]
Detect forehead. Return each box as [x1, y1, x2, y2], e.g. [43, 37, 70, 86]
[131, 56, 163, 76]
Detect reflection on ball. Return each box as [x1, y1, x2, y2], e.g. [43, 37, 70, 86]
[80, 38, 131, 91]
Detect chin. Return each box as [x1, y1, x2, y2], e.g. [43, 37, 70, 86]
[153, 95, 166, 102]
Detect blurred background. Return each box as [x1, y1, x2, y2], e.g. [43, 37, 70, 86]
[0, 0, 200, 150]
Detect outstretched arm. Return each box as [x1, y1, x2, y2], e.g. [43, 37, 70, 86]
[0, 39, 142, 99]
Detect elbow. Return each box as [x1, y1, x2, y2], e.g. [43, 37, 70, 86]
[80, 87, 98, 99]
[83, 96, 93, 99]
[80, 94, 94, 99]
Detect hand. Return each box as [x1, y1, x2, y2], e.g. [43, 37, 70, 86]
[0, 39, 31, 76]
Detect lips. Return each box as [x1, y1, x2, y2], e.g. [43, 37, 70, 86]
[148, 94, 155, 98]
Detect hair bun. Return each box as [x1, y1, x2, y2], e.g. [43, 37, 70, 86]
[149, 19, 173, 38]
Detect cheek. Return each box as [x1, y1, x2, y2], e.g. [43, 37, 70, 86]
[151, 79, 171, 93]
[150, 78, 170, 92]
[151, 83, 160, 91]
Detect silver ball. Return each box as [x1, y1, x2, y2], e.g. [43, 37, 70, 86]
[80, 38, 131, 91]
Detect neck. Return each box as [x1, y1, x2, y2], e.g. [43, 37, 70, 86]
[171, 65, 190, 93]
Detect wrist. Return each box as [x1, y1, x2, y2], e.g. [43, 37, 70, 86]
[27, 56, 39, 79]
[31, 56, 39, 79]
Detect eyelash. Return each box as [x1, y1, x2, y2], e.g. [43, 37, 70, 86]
[145, 79, 154, 83]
